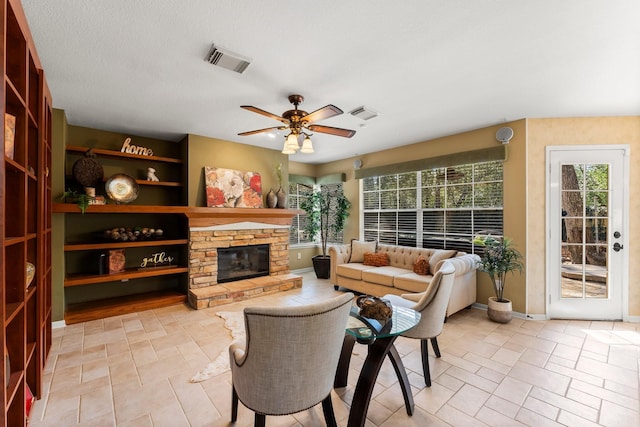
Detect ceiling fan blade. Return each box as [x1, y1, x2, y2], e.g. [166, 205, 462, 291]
[302, 105, 343, 124]
[241, 105, 288, 124]
[307, 124, 356, 138]
[238, 126, 282, 136]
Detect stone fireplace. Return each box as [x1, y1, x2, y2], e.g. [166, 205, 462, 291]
[185, 208, 303, 309]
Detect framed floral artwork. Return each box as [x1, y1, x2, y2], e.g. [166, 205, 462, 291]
[204, 167, 262, 208]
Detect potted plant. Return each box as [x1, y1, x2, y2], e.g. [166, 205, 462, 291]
[58, 188, 91, 214]
[300, 188, 350, 278]
[474, 233, 524, 323]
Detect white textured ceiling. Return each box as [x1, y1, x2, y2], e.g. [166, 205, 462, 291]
[21, 0, 640, 164]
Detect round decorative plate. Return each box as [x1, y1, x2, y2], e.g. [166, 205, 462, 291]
[105, 173, 139, 203]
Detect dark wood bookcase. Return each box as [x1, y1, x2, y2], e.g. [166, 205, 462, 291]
[2, 0, 53, 425]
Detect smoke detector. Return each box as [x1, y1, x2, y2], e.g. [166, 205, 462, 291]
[205, 44, 251, 74]
[350, 106, 379, 120]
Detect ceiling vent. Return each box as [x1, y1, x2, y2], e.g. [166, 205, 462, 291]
[350, 106, 379, 120]
[205, 44, 251, 74]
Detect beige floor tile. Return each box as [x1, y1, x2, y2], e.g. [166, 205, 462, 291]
[493, 377, 532, 406]
[447, 383, 491, 416]
[476, 406, 527, 427]
[529, 386, 599, 422]
[31, 272, 640, 427]
[599, 399, 640, 426]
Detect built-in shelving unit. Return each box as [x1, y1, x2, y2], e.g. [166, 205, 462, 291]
[55, 134, 188, 325]
[2, 0, 53, 424]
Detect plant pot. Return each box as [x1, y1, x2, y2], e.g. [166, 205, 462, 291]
[312, 255, 331, 279]
[487, 297, 513, 323]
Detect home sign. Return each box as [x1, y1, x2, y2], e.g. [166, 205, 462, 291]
[120, 137, 154, 156]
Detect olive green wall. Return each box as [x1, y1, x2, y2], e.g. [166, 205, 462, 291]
[527, 117, 640, 317]
[317, 120, 528, 313]
[185, 134, 288, 207]
[51, 109, 67, 322]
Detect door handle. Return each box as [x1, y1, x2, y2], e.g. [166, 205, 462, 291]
[613, 242, 623, 252]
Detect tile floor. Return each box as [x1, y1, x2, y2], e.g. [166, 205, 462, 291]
[30, 272, 640, 426]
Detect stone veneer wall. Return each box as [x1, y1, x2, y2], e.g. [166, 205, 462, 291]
[188, 227, 290, 289]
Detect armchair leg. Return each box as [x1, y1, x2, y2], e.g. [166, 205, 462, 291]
[430, 337, 441, 358]
[254, 413, 266, 427]
[321, 394, 338, 427]
[231, 385, 238, 422]
[420, 339, 432, 387]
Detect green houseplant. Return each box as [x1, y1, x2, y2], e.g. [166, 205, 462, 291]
[474, 233, 524, 323]
[300, 188, 350, 278]
[58, 188, 91, 214]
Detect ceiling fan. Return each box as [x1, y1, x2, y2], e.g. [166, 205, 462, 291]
[238, 94, 356, 154]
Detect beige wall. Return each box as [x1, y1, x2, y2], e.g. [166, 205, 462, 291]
[527, 117, 640, 317]
[317, 120, 528, 312]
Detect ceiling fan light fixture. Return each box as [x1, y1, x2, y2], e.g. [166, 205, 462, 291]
[281, 138, 297, 154]
[285, 133, 299, 150]
[300, 135, 314, 154]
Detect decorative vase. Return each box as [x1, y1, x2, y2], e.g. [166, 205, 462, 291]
[487, 297, 513, 323]
[25, 262, 35, 288]
[276, 187, 287, 209]
[266, 189, 277, 208]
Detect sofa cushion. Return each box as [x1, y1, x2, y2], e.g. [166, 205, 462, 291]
[394, 272, 433, 293]
[363, 251, 390, 267]
[336, 263, 372, 280]
[349, 240, 377, 263]
[362, 266, 408, 287]
[413, 255, 429, 275]
[429, 250, 457, 274]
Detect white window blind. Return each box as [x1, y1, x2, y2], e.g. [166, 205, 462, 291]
[362, 161, 503, 252]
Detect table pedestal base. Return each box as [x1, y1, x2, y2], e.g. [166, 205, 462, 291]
[335, 334, 414, 427]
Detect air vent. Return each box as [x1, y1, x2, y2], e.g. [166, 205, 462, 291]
[205, 44, 251, 74]
[350, 106, 379, 120]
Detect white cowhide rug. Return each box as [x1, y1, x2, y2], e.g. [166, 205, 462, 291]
[190, 311, 245, 382]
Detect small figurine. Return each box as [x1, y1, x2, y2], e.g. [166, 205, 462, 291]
[147, 167, 160, 181]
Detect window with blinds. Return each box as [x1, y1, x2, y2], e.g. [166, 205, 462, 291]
[288, 182, 347, 245]
[288, 183, 314, 245]
[362, 161, 503, 252]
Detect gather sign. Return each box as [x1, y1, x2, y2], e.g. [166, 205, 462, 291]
[120, 137, 153, 156]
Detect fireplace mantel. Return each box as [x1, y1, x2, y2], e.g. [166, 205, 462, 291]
[185, 207, 302, 228]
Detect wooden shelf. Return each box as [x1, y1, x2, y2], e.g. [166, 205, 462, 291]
[64, 238, 188, 251]
[65, 290, 187, 325]
[4, 302, 23, 325]
[64, 266, 188, 287]
[66, 145, 183, 164]
[52, 203, 188, 214]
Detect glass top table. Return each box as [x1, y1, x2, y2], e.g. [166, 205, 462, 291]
[345, 305, 421, 340]
[337, 303, 421, 427]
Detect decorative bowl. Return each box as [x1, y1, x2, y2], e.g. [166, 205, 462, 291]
[105, 173, 139, 203]
[26, 262, 35, 288]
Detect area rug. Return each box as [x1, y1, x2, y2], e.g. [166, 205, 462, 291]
[190, 311, 245, 382]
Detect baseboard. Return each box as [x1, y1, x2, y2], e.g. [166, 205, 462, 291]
[291, 267, 314, 274]
[626, 315, 640, 323]
[471, 303, 531, 320]
[51, 320, 66, 329]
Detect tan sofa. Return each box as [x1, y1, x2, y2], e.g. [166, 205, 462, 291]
[329, 243, 480, 317]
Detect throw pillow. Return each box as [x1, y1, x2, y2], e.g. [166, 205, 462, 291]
[413, 255, 429, 275]
[363, 252, 390, 267]
[428, 250, 457, 274]
[349, 240, 377, 263]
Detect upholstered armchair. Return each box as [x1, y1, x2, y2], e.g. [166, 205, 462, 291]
[229, 292, 354, 426]
[383, 260, 456, 387]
